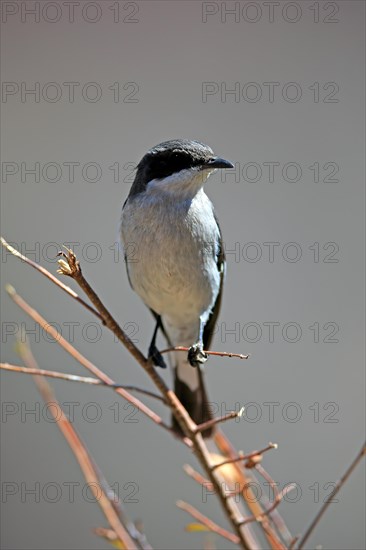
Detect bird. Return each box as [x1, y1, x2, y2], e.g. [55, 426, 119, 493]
[120, 139, 234, 436]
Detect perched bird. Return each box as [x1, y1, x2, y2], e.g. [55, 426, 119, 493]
[120, 139, 233, 436]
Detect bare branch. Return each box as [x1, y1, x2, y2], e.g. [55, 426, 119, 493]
[1, 237, 102, 321]
[57, 247, 148, 366]
[176, 500, 240, 545]
[297, 442, 366, 550]
[161, 345, 249, 360]
[0, 363, 165, 402]
[184, 464, 213, 490]
[212, 443, 278, 471]
[195, 408, 245, 433]
[16, 339, 140, 550]
[253, 464, 293, 546]
[1, 363, 106, 384]
[237, 461, 297, 528]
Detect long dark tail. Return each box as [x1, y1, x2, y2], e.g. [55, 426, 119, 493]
[172, 366, 214, 438]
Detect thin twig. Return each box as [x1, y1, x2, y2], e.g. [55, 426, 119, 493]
[0, 363, 165, 402]
[161, 345, 249, 360]
[57, 247, 148, 366]
[17, 339, 139, 550]
[297, 442, 366, 550]
[242, 462, 297, 528]
[238, 484, 296, 527]
[195, 408, 245, 433]
[0, 363, 105, 384]
[254, 464, 293, 546]
[183, 464, 213, 490]
[1, 237, 102, 321]
[176, 500, 240, 545]
[212, 444, 278, 471]
[119, 385, 165, 402]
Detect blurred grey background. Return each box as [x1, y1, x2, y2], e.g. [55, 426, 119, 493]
[1, 1, 365, 549]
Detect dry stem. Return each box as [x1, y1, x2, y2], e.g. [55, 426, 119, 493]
[17, 339, 140, 549]
[176, 500, 240, 545]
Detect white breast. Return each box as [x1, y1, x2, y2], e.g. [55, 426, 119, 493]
[121, 187, 221, 328]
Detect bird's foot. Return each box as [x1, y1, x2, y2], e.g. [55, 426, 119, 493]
[188, 343, 208, 367]
[148, 344, 167, 369]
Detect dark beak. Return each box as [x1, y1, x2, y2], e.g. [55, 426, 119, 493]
[202, 156, 234, 170]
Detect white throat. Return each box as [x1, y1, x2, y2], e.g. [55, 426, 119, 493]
[146, 167, 216, 201]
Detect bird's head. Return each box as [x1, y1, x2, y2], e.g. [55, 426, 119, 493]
[130, 139, 234, 199]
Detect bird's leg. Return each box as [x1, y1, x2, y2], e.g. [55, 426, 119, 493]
[188, 317, 208, 367]
[148, 316, 167, 369]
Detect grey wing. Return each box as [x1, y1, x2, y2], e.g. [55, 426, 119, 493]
[123, 250, 135, 291]
[121, 199, 133, 288]
[203, 212, 225, 350]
